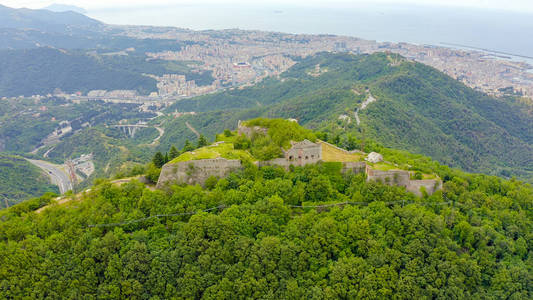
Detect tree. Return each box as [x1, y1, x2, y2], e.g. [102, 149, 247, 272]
[152, 152, 165, 168]
[197, 135, 208, 148]
[234, 134, 251, 150]
[145, 163, 161, 182]
[182, 140, 194, 152]
[224, 129, 232, 137]
[204, 176, 218, 190]
[306, 175, 333, 202]
[169, 146, 180, 160]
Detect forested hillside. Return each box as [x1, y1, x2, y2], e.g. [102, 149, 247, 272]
[0, 48, 214, 97]
[0, 48, 158, 96]
[167, 52, 533, 181]
[0, 154, 58, 208]
[0, 147, 531, 298]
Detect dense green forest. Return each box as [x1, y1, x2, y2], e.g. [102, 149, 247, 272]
[0, 147, 531, 298]
[99, 55, 214, 87]
[0, 48, 156, 96]
[165, 53, 533, 181]
[0, 154, 58, 208]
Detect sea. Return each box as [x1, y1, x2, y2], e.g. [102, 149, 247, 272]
[87, 3, 533, 64]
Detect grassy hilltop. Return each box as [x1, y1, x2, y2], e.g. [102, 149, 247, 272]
[165, 52, 533, 181]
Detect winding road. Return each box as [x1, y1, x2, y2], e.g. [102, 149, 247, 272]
[27, 159, 73, 194]
[150, 126, 165, 146]
[354, 92, 377, 126]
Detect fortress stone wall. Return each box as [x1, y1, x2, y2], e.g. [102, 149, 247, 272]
[158, 123, 440, 196]
[156, 158, 242, 188]
[341, 161, 368, 174]
[157, 156, 441, 196]
[406, 179, 441, 197]
[367, 169, 411, 187]
[257, 139, 322, 169]
[367, 169, 442, 196]
[256, 158, 291, 169]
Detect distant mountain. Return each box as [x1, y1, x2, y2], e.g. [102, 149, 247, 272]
[0, 4, 195, 50]
[0, 4, 103, 49]
[0, 4, 101, 33]
[43, 4, 87, 14]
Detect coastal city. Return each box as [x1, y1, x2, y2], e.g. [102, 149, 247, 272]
[3, 26, 529, 104]
[125, 26, 533, 101]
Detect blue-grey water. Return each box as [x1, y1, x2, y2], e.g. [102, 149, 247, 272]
[87, 3, 533, 60]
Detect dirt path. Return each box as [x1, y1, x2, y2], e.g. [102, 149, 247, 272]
[185, 121, 200, 137]
[354, 108, 361, 126]
[360, 93, 377, 110]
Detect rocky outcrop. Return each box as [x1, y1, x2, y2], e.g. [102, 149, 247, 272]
[366, 152, 383, 163]
[156, 158, 242, 188]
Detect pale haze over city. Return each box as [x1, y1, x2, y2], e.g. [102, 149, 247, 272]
[3, 0, 533, 11]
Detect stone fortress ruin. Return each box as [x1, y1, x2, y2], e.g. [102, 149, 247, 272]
[157, 121, 441, 196]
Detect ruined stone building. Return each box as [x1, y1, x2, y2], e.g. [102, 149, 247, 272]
[283, 139, 322, 167]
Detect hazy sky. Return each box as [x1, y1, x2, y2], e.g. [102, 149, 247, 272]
[2, 0, 533, 13]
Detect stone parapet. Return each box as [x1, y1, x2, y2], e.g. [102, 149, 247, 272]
[367, 169, 411, 187]
[156, 158, 242, 188]
[341, 161, 367, 174]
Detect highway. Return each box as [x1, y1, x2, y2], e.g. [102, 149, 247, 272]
[27, 159, 73, 194]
